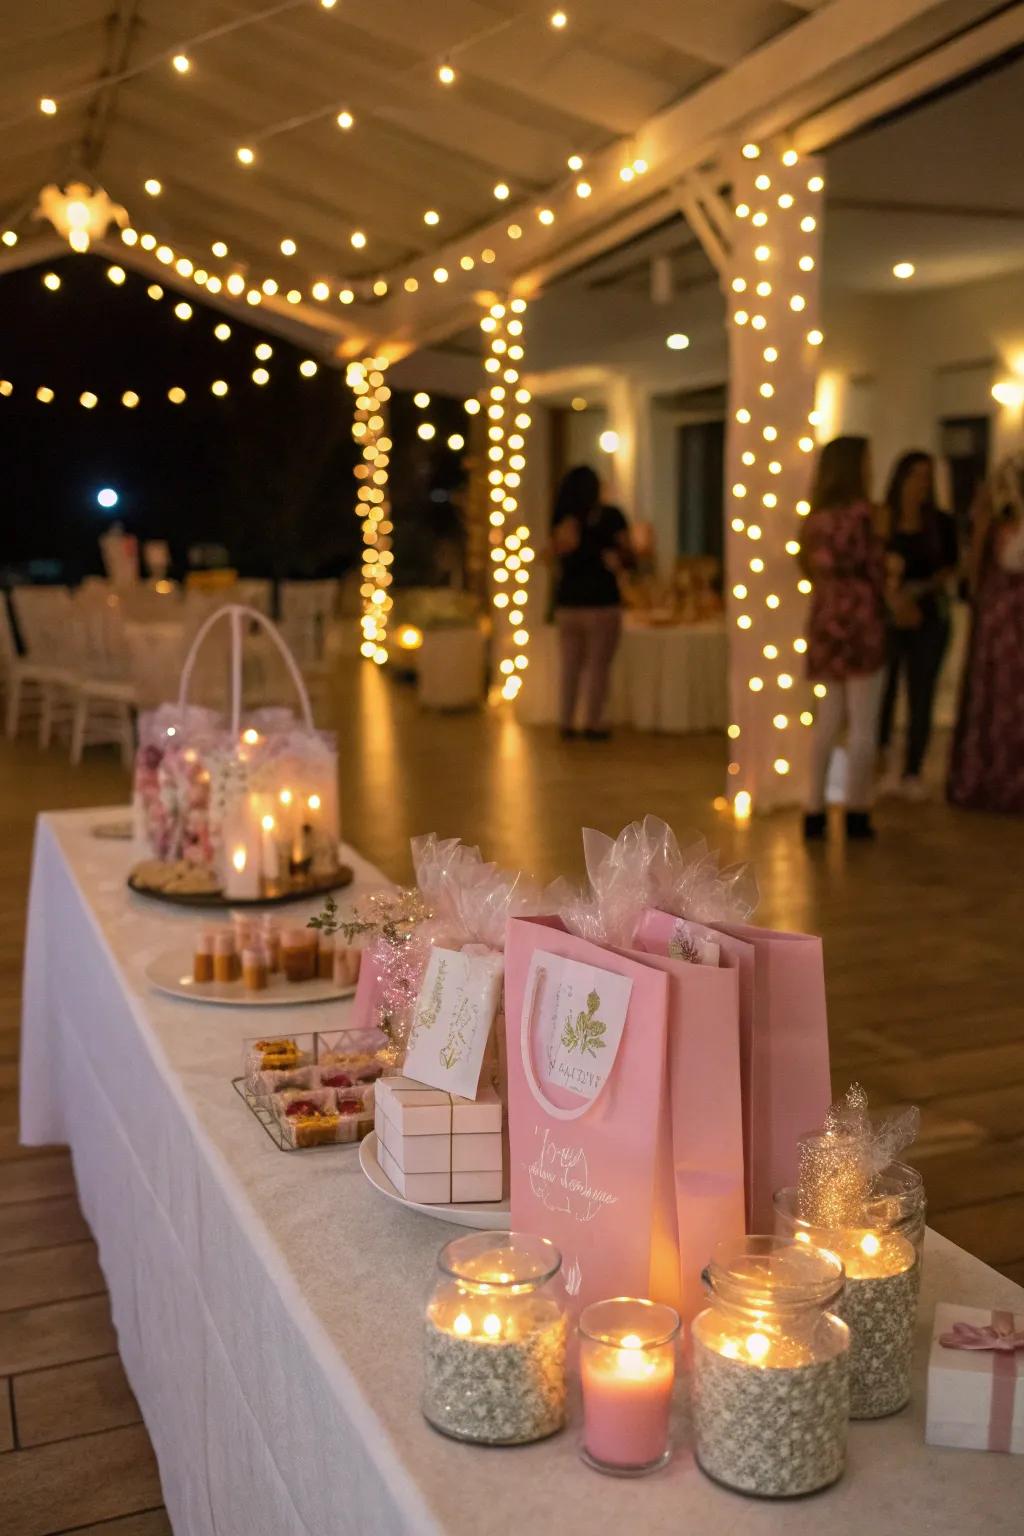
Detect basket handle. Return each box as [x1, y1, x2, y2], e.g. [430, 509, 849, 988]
[176, 603, 315, 734]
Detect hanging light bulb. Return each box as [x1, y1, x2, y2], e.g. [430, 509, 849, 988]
[336, 110, 354, 130]
[171, 53, 190, 73]
[236, 146, 255, 166]
[437, 61, 456, 85]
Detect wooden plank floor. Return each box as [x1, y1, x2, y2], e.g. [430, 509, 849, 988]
[0, 658, 1021, 1530]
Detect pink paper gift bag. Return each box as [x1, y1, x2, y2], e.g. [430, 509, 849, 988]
[637, 910, 830, 1232]
[715, 922, 830, 1232]
[504, 916, 679, 1315]
[621, 932, 746, 1323]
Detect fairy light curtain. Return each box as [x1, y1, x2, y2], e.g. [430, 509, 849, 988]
[723, 145, 824, 816]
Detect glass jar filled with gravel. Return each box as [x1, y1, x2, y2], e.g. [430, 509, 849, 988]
[776, 1179, 921, 1419]
[691, 1238, 850, 1497]
[423, 1231, 568, 1445]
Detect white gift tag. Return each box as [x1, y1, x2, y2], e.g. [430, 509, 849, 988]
[526, 950, 632, 1105]
[403, 945, 503, 1100]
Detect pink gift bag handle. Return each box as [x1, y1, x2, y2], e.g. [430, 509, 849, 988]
[519, 963, 618, 1122]
[176, 603, 314, 735]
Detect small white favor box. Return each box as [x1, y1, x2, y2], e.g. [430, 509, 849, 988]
[926, 1303, 1024, 1454]
[375, 1076, 502, 1204]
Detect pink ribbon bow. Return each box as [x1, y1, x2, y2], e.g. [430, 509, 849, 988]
[940, 1310, 1022, 1453]
[940, 1318, 1024, 1353]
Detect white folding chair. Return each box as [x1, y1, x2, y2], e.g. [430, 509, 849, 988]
[67, 590, 138, 766]
[9, 587, 78, 746]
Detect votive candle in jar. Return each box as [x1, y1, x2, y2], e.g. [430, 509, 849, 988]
[423, 1231, 568, 1445]
[579, 1297, 679, 1475]
[691, 1237, 850, 1498]
[775, 1185, 920, 1419]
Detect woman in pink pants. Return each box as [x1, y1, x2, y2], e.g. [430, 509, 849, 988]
[551, 466, 633, 739]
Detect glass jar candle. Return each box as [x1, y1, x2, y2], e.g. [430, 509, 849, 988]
[423, 1231, 568, 1445]
[775, 1183, 920, 1419]
[691, 1237, 850, 1498]
[579, 1298, 680, 1476]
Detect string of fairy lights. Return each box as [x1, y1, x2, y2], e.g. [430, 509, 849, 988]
[0, 263, 328, 406]
[346, 357, 395, 665]
[4, 6, 659, 314]
[478, 296, 536, 700]
[725, 142, 825, 818]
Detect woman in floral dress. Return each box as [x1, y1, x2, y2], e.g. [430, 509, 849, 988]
[801, 436, 888, 840]
[947, 457, 1024, 813]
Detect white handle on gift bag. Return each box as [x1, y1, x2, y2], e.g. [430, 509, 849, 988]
[176, 603, 315, 734]
[519, 962, 620, 1122]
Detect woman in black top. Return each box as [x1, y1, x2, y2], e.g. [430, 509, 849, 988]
[550, 465, 632, 738]
[877, 451, 958, 797]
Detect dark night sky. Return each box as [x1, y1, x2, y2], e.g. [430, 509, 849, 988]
[0, 253, 467, 584]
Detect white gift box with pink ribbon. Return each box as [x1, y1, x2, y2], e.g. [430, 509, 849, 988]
[926, 1303, 1024, 1454]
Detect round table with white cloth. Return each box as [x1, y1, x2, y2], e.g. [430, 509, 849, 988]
[517, 617, 728, 733]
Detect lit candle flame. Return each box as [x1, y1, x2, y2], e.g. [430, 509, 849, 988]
[231, 848, 246, 873]
[261, 815, 275, 832]
[307, 793, 321, 811]
[279, 789, 293, 806]
[745, 1332, 770, 1361]
[453, 1313, 471, 1336]
[860, 1232, 880, 1257]
[482, 1313, 502, 1338]
[242, 728, 259, 745]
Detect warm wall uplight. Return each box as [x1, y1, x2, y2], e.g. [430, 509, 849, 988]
[991, 380, 1024, 408]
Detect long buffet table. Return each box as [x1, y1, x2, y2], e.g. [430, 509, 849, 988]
[516, 618, 728, 733]
[20, 809, 1024, 1535]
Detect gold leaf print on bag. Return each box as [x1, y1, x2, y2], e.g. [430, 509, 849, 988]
[560, 989, 608, 1058]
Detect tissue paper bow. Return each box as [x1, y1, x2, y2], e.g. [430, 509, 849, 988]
[561, 815, 757, 947]
[940, 1318, 1024, 1353]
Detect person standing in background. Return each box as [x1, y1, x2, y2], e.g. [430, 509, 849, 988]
[947, 455, 1024, 813]
[876, 451, 958, 800]
[801, 436, 887, 841]
[550, 465, 633, 740]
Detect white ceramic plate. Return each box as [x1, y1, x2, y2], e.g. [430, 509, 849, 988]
[145, 950, 356, 1009]
[359, 1133, 510, 1231]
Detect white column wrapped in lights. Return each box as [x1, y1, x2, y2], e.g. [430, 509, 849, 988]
[478, 297, 536, 701]
[724, 144, 824, 816]
[346, 355, 394, 664]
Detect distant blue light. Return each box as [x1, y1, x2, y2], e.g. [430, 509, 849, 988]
[97, 487, 119, 509]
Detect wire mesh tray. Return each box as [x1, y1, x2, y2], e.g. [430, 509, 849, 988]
[232, 1077, 372, 1153]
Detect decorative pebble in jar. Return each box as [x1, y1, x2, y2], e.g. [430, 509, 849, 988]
[691, 1238, 850, 1498]
[775, 1178, 921, 1419]
[423, 1231, 568, 1445]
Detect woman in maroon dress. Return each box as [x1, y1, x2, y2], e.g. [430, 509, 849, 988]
[947, 458, 1024, 813]
[801, 436, 887, 840]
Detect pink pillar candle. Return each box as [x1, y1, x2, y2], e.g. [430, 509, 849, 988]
[579, 1298, 680, 1475]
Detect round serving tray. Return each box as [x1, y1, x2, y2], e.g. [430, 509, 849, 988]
[128, 863, 353, 909]
[145, 949, 356, 1008]
[359, 1132, 510, 1231]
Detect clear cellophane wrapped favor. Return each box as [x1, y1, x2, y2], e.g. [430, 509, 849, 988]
[338, 835, 555, 1077]
[561, 815, 757, 961]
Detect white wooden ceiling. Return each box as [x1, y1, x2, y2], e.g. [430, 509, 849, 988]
[0, 0, 1014, 359]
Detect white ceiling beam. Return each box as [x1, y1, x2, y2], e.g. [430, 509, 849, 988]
[364, 0, 984, 350]
[794, 2, 1024, 155]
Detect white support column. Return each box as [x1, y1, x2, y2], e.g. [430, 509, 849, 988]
[723, 144, 825, 816]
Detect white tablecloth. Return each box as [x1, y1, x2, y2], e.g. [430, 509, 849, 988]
[517, 620, 727, 732]
[20, 811, 1024, 1536]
